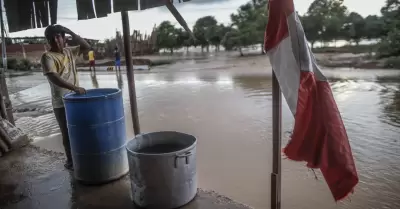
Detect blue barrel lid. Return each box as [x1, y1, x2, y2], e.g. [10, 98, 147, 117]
[63, 88, 121, 101]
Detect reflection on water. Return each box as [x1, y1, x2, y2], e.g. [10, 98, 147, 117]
[232, 75, 272, 98]
[7, 61, 400, 209]
[116, 70, 123, 90]
[6, 72, 46, 94]
[377, 76, 400, 128]
[384, 90, 400, 126]
[90, 71, 99, 89]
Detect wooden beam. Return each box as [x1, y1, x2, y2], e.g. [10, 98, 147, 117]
[121, 10, 140, 135]
[0, 0, 15, 125]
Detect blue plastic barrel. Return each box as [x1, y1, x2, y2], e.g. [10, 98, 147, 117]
[63, 88, 128, 184]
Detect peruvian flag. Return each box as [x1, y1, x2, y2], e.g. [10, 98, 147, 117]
[264, 0, 359, 201]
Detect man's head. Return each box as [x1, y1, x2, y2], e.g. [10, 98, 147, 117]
[115, 47, 118, 51]
[45, 25, 66, 52]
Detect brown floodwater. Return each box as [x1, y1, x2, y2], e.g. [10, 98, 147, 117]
[8, 52, 400, 209]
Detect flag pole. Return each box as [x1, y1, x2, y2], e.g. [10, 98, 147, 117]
[271, 71, 282, 209]
[121, 10, 141, 135]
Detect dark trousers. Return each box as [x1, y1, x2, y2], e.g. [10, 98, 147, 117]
[54, 107, 73, 163]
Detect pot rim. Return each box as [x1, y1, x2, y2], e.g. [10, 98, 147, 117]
[126, 131, 197, 156]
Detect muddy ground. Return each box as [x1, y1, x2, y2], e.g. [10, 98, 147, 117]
[0, 145, 251, 209]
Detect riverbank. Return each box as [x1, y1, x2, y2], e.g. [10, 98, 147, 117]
[314, 53, 400, 69]
[75, 54, 210, 68]
[75, 52, 400, 70]
[4, 49, 400, 72]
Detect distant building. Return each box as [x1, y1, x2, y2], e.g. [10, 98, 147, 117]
[0, 36, 100, 63]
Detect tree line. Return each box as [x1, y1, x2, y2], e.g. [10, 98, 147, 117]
[156, 0, 268, 55]
[155, 0, 400, 58]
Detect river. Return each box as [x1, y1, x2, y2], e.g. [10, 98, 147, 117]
[7, 52, 400, 209]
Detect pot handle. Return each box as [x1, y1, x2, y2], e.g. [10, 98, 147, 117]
[174, 151, 192, 168]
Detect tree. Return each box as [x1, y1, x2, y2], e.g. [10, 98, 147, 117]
[306, 0, 348, 45]
[301, 15, 320, 48]
[364, 15, 384, 39]
[379, 28, 400, 57]
[176, 28, 193, 53]
[343, 12, 365, 45]
[229, 0, 268, 55]
[206, 24, 232, 52]
[104, 38, 118, 57]
[254, 0, 269, 53]
[380, 0, 400, 35]
[156, 21, 178, 53]
[378, 0, 400, 57]
[193, 16, 218, 52]
[221, 28, 244, 55]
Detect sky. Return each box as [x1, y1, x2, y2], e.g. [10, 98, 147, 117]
[7, 0, 387, 40]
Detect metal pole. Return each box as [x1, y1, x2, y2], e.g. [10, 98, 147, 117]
[0, 0, 6, 70]
[121, 10, 140, 135]
[271, 71, 282, 209]
[0, 0, 14, 125]
[0, 88, 6, 119]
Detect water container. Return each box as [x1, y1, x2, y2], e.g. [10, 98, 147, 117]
[63, 88, 128, 184]
[126, 131, 197, 208]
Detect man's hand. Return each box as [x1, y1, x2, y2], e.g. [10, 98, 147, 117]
[73, 87, 86, 94]
[54, 25, 91, 52]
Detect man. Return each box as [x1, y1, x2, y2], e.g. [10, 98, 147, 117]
[88, 47, 95, 72]
[41, 25, 90, 170]
[114, 47, 121, 71]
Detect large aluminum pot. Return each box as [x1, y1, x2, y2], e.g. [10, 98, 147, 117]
[126, 131, 197, 209]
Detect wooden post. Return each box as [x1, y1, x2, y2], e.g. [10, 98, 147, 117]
[271, 71, 282, 209]
[0, 89, 7, 119]
[0, 0, 15, 125]
[121, 10, 140, 135]
[165, 1, 195, 40]
[49, 0, 58, 25]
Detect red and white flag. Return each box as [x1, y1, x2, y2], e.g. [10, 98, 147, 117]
[264, 0, 359, 201]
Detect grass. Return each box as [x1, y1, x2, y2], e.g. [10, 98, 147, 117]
[384, 57, 400, 69]
[0, 58, 33, 71]
[312, 44, 378, 54]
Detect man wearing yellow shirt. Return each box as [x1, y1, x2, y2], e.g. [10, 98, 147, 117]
[41, 24, 89, 170]
[88, 48, 95, 72]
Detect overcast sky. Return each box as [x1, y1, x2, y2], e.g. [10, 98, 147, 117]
[8, 0, 386, 40]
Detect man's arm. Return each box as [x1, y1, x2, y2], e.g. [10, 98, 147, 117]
[69, 31, 90, 53]
[47, 73, 86, 94]
[41, 53, 85, 94]
[56, 25, 91, 53]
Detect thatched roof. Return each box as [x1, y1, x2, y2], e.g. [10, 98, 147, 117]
[4, 0, 192, 34]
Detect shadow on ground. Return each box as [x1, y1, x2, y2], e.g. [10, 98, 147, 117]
[0, 146, 251, 209]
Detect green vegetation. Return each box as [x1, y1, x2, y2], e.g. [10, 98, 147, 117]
[154, 0, 400, 62]
[0, 58, 33, 71]
[378, 0, 400, 58]
[384, 57, 400, 68]
[156, 21, 180, 53]
[156, 0, 268, 56]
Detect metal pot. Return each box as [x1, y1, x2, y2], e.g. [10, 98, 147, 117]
[126, 131, 197, 209]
